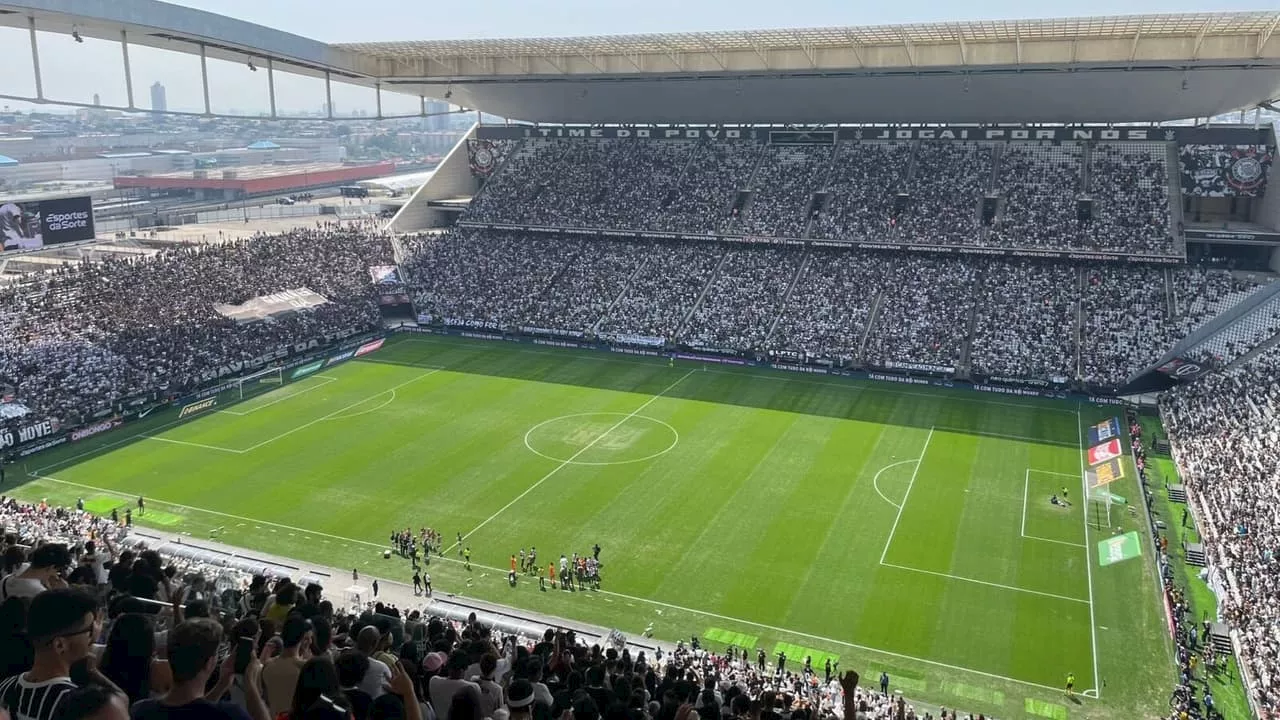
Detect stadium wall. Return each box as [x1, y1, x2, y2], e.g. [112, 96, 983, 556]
[386, 123, 479, 233]
[1257, 122, 1280, 272]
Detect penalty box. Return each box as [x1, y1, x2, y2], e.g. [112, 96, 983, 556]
[879, 428, 1092, 606]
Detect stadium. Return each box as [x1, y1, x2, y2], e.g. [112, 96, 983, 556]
[1, 2, 1280, 720]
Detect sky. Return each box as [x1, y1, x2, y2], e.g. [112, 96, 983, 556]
[0, 0, 1276, 116]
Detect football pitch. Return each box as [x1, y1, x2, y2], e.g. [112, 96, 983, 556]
[10, 335, 1173, 719]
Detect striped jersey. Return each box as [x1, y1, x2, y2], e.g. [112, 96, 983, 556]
[0, 674, 77, 720]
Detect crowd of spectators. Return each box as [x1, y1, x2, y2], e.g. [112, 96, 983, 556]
[650, 143, 761, 236]
[0, 495, 961, 720]
[989, 143, 1082, 249]
[969, 261, 1078, 382]
[1086, 144, 1175, 255]
[598, 244, 723, 343]
[0, 223, 392, 436]
[1078, 266, 1170, 387]
[682, 249, 803, 353]
[1161, 344, 1280, 715]
[863, 257, 976, 372]
[732, 146, 831, 239]
[461, 138, 1175, 258]
[763, 251, 881, 365]
[401, 229, 1274, 390]
[809, 142, 912, 243]
[895, 143, 990, 247]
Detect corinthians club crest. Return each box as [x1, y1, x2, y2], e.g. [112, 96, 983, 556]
[468, 139, 498, 176]
[1225, 147, 1272, 194]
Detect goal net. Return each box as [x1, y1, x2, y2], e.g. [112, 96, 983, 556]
[221, 366, 285, 403]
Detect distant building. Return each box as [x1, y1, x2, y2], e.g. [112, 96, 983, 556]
[92, 93, 101, 107]
[150, 82, 167, 114]
[425, 100, 450, 132]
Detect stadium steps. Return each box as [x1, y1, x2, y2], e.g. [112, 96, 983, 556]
[1226, 328, 1280, 371]
[764, 251, 811, 344]
[1166, 141, 1188, 257]
[664, 142, 703, 206]
[1184, 541, 1207, 567]
[1167, 483, 1188, 503]
[592, 257, 650, 334]
[676, 249, 730, 337]
[1209, 623, 1234, 655]
[1163, 268, 1177, 318]
[1074, 268, 1086, 381]
[958, 303, 978, 380]
[1080, 143, 1093, 193]
[857, 290, 887, 367]
[724, 149, 771, 235]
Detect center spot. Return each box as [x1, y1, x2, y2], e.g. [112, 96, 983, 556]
[523, 412, 679, 466]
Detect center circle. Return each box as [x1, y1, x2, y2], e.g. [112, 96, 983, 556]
[523, 412, 680, 466]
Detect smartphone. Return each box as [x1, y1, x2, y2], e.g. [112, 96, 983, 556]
[234, 637, 255, 674]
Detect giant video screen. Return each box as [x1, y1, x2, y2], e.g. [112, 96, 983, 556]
[0, 195, 96, 253]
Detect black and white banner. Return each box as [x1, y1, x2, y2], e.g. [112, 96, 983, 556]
[0, 418, 61, 450]
[883, 360, 955, 375]
[1180, 145, 1273, 197]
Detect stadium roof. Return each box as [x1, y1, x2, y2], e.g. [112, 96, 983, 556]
[0, 155, 17, 166]
[2, 1, 1279, 123]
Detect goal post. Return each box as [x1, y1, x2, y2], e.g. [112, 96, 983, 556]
[224, 366, 285, 402]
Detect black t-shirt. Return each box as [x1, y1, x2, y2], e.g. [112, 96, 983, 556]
[130, 698, 254, 720]
[0, 673, 77, 720]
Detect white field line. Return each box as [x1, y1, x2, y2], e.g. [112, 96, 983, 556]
[136, 435, 246, 454]
[878, 562, 1090, 604]
[1078, 406, 1102, 697]
[871, 459, 918, 510]
[1021, 469, 1089, 548]
[237, 367, 444, 453]
[445, 368, 698, 555]
[878, 427, 934, 565]
[1022, 469, 1030, 538]
[23, 472, 1082, 699]
[400, 337, 1078, 415]
[218, 375, 338, 416]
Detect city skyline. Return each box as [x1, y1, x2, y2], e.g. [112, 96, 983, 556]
[0, 0, 1276, 116]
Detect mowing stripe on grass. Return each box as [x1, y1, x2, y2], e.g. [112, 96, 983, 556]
[703, 628, 759, 648]
[239, 366, 445, 452]
[940, 680, 1005, 706]
[1025, 698, 1069, 720]
[446, 368, 697, 554]
[878, 427, 934, 565]
[772, 642, 839, 670]
[24, 472, 1085, 698]
[400, 338, 1079, 416]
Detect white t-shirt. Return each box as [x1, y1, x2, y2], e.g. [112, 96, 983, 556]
[0, 574, 45, 602]
[428, 676, 480, 720]
[358, 656, 393, 699]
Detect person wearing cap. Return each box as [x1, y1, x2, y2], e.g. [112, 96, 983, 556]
[0, 589, 110, 720]
[262, 616, 312, 717]
[502, 679, 535, 720]
[1, 545, 73, 602]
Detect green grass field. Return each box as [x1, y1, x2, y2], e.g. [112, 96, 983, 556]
[9, 335, 1174, 719]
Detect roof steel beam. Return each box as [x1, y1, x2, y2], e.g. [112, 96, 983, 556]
[744, 34, 771, 69]
[840, 30, 865, 67]
[1259, 14, 1280, 57]
[696, 38, 727, 70]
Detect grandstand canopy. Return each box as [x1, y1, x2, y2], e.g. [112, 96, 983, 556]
[2, 1, 1279, 123]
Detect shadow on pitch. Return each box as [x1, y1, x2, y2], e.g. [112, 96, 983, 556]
[362, 335, 1082, 448]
